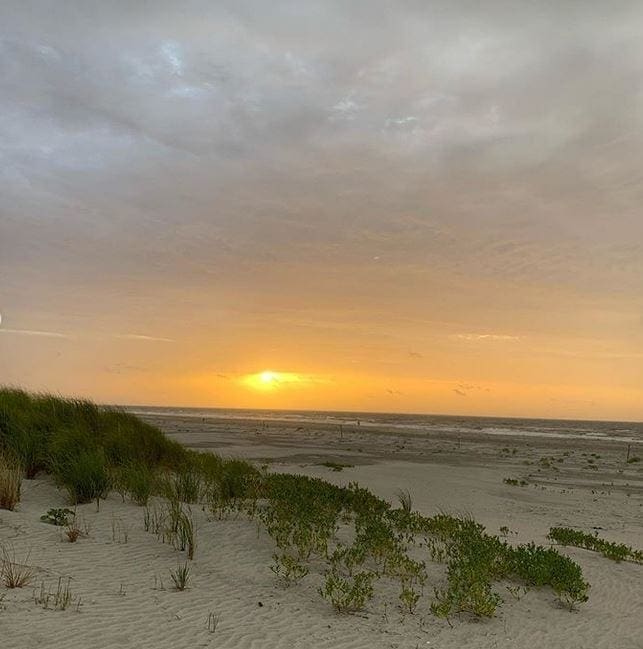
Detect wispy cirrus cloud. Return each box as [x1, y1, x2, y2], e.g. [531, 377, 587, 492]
[0, 327, 71, 339]
[115, 333, 174, 343]
[452, 334, 521, 342]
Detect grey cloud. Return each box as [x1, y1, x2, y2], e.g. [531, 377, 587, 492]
[2, 1, 643, 352]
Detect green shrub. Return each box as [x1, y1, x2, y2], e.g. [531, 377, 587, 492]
[271, 552, 309, 585]
[548, 527, 642, 564]
[507, 542, 589, 610]
[40, 508, 75, 526]
[319, 569, 376, 613]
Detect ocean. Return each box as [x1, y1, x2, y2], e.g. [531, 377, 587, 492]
[125, 406, 643, 444]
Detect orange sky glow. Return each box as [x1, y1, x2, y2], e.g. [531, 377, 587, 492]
[2, 3, 643, 421]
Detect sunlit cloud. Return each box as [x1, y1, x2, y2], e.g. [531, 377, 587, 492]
[0, 327, 70, 339]
[115, 334, 174, 343]
[452, 334, 521, 342]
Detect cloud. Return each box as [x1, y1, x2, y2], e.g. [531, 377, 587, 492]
[104, 363, 147, 374]
[452, 334, 521, 342]
[0, 327, 70, 339]
[2, 2, 643, 417]
[115, 334, 174, 343]
[453, 384, 491, 397]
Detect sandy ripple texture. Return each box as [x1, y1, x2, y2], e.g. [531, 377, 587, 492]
[1, 449, 642, 649]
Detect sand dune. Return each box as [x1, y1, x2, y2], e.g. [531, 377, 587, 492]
[1, 418, 642, 648]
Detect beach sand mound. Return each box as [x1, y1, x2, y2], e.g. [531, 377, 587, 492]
[1, 461, 641, 649]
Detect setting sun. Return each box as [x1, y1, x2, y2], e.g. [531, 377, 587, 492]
[241, 370, 305, 391]
[260, 370, 278, 385]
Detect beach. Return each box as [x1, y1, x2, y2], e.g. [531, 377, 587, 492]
[1, 412, 642, 649]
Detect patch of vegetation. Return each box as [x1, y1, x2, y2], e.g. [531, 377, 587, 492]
[143, 496, 197, 559]
[503, 478, 528, 486]
[51, 447, 112, 506]
[0, 387, 599, 623]
[0, 452, 22, 511]
[34, 577, 78, 611]
[170, 561, 190, 591]
[41, 508, 75, 526]
[0, 387, 186, 484]
[113, 462, 156, 505]
[319, 569, 376, 613]
[1, 544, 34, 588]
[65, 512, 89, 543]
[318, 461, 354, 472]
[548, 527, 643, 564]
[271, 552, 309, 585]
[627, 456, 640, 464]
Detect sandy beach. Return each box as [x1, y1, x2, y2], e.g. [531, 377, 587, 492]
[1, 413, 641, 649]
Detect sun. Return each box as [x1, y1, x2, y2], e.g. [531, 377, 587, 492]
[241, 370, 306, 391]
[259, 370, 278, 385]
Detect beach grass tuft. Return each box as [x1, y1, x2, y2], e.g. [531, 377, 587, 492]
[170, 561, 190, 591]
[0, 452, 22, 510]
[1, 544, 34, 588]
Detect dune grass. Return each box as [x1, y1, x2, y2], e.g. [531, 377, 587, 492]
[0, 386, 596, 621]
[0, 452, 22, 510]
[0, 387, 186, 505]
[1, 544, 34, 588]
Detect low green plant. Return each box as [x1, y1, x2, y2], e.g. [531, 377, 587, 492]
[170, 561, 190, 591]
[507, 542, 589, 610]
[503, 478, 528, 487]
[548, 527, 643, 564]
[270, 552, 309, 585]
[319, 461, 354, 472]
[399, 585, 421, 613]
[319, 569, 376, 613]
[34, 577, 77, 610]
[41, 508, 75, 526]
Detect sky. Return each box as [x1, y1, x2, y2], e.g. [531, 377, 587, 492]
[2, 1, 643, 420]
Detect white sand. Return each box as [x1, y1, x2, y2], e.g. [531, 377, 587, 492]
[1, 419, 642, 648]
